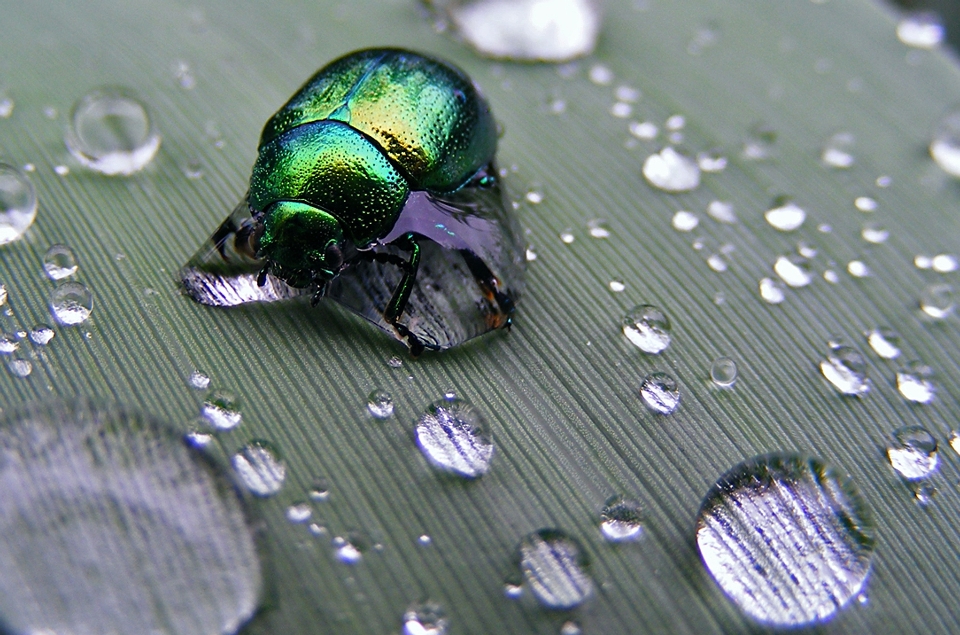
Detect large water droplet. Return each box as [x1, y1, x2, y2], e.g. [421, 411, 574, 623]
[710, 357, 738, 387]
[0, 163, 37, 245]
[367, 389, 395, 419]
[930, 108, 960, 177]
[696, 454, 874, 627]
[897, 11, 944, 49]
[764, 200, 806, 231]
[599, 495, 644, 542]
[516, 529, 593, 609]
[65, 87, 161, 175]
[821, 132, 855, 168]
[820, 345, 870, 397]
[0, 399, 261, 634]
[773, 255, 813, 288]
[402, 601, 448, 635]
[201, 389, 242, 430]
[232, 440, 286, 496]
[42, 244, 79, 280]
[864, 327, 900, 359]
[415, 398, 493, 478]
[621, 304, 671, 354]
[639, 372, 680, 414]
[642, 147, 700, 192]
[49, 281, 93, 326]
[887, 426, 938, 479]
[919, 283, 956, 318]
[758, 277, 786, 304]
[896, 361, 935, 404]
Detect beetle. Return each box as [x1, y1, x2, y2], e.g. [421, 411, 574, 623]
[180, 48, 524, 354]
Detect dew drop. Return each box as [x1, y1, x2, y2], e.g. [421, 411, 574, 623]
[418, 534, 432, 546]
[6, 358, 31, 378]
[0, 97, 12, 118]
[309, 479, 330, 502]
[0, 163, 37, 245]
[915, 255, 933, 270]
[774, 255, 813, 287]
[286, 503, 312, 524]
[897, 11, 944, 49]
[28, 325, 55, 346]
[49, 282, 93, 326]
[930, 108, 960, 177]
[696, 151, 728, 172]
[887, 426, 938, 479]
[621, 304, 671, 354]
[0, 334, 18, 354]
[822, 270, 839, 284]
[0, 283, 7, 306]
[629, 121, 658, 139]
[415, 398, 493, 478]
[42, 244, 78, 280]
[642, 147, 700, 192]
[517, 529, 593, 609]
[820, 345, 870, 397]
[614, 85, 641, 102]
[864, 327, 900, 359]
[821, 132, 855, 168]
[201, 390, 242, 430]
[932, 253, 958, 273]
[764, 200, 806, 231]
[54, 165, 69, 176]
[610, 102, 632, 118]
[504, 583, 524, 599]
[896, 361, 935, 404]
[560, 621, 582, 635]
[706, 200, 736, 223]
[367, 389, 395, 419]
[949, 431, 960, 456]
[182, 158, 204, 179]
[332, 534, 365, 564]
[854, 196, 877, 212]
[525, 246, 537, 261]
[65, 87, 160, 175]
[559, 229, 575, 244]
[696, 454, 874, 627]
[608, 279, 625, 293]
[587, 218, 610, 238]
[188, 369, 211, 390]
[707, 253, 728, 272]
[742, 124, 776, 160]
[710, 357, 738, 387]
[232, 440, 286, 496]
[640, 372, 680, 414]
[403, 601, 448, 635]
[919, 283, 955, 318]
[861, 224, 889, 244]
[184, 430, 213, 448]
[525, 189, 544, 204]
[172, 60, 196, 89]
[915, 483, 937, 506]
[588, 63, 614, 85]
[847, 260, 870, 278]
[759, 277, 786, 304]
[599, 495, 644, 541]
[387, 355, 404, 369]
[671, 210, 699, 232]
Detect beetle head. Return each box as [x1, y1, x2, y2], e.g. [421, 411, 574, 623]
[258, 200, 346, 288]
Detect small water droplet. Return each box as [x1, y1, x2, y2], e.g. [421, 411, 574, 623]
[0, 97, 12, 118]
[587, 218, 610, 238]
[232, 440, 286, 496]
[707, 253, 728, 272]
[6, 358, 31, 377]
[367, 389, 394, 419]
[504, 582, 524, 599]
[621, 304, 671, 354]
[402, 601, 447, 635]
[897, 11, 944, 48]
[822, 270, 838, 284]
[28, 325, 55, 346]
[920, 283, 955, 318]
[887, 426, 938, 479]
[774, 255, 813, 287]
[608, 279, 625, 293]
[309, 479, 330, 502]
[932, 254, 958, 272]
[706, 200, 736, 223]
[861, 224, 888, 244]
[42, 244, 78, 280]
[0, 163, 37, 245]
[915, 255, 933, 270]
[764, 200, 806, 231]
[65, 87, 160, 175]
[930, 108, 960, 177]
[54, 165, 69, 176]
[188, 369, 211, 390]
[696, 454, 874, 627]
[0, 284, 7, 306]
[415, 398, 493, 478]
[640, 372, 680, 414]
[182, 158, 204, 179]
[854, 196, 877, 212]
[758, 277, 786, 304]
[821, 132, 855, 168]
[172, 60, 196, 89]
[914, 482, 937, 506]
[614, 85, 641, 102]
[864, 327, 900, 359]
[49, 281, 93, 326]
[710, 357, 738, 387]
[286, 503, 312, 523]
[559, 229, 575, 244]
[0, 333, 19, 354]
[589, 64, 614, 85]
[599, 495, 644, 541]
[820, 345, 870, 397]
[629, 121, 658, 139]
[525, 246, 537, 261]
[742, 123, 776, 160]
[387, 355, 404, 369]
[949, 431, 960, 456]
[664, 114, 685, 131]
[560, 620, 582, 635]
[896, 361, 935, 404]
[332, 534, 365, 564]
[687, 21, 721, 55]
[642, 147, 700, 192]
[184, 430, 213, 448]
[200, 390, 242, 430]
[525, 189, 544, 204]
[517, 528, 593, 609]
[671, 210, 699, 232]
[696, 150, 728, 172]
[43, 106, 58, 119]
[847, 260, 870, 278]
[610, 102, 632, 118]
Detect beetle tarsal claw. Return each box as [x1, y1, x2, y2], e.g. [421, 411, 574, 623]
[256, 265, 269, 287]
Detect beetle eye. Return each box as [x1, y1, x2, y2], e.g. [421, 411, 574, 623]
[323, 241, 343, 272]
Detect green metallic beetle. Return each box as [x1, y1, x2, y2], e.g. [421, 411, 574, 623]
[181, 49, 524, 354]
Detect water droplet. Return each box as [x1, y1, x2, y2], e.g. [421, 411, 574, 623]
[707, 253, 728, 272]
[517, 528, 592, 609]
[559, 229, 575, 244]
[914, 482, 937, 506]
[687, 21, 721, 55]
[742, 124, 776, 160]
[54, 165, 69, 176]
[932, 253, 958, 272]
[172, 60, 196, 89]
[764, 200, 806, 231]
[188, 369, 211, 389]
[0, 334, 18, 354]
[332, 534, 365, 564]
[663, 114, 685, 131]
[759, 277, 786, 304]
[504, 582, 524, 599]
[621, 304, 671, 354]
[0, 400, 261, 634]
[560, 620, 582, 635]
[309, 479, 330, 502]
[525, 189, 544, 204]
[864, 327, 900, 359]
[403, 601, 448, 635]
[587, 218, 610, 238]
[949, 431, 960, 456]
[588, 63, 614, 85]
[930, 108, 960, 177]
[640, 372, 680, 414]
[525, 246, 537, 261]
[608, 279, 625, 292]
[774, 255, 813, 287]
[915, 255, 933, 270]
[821, 132, 855, 168]
[0, 97, 12, 118]
[629, 121, 658, 139]
[387, 355, 404, 369]
[820, 345, 870, 397]
[920, 283, 955, 318]
[610, 102, 632, 118]
[43, 106, 57, 119]
[696, 150, 727, 172]
[896, 361, 935, 404]
[847, 260, 870, 278]
[0, 163, 37, 245]
[415, 398, 493, 478]
[599, 495, 644, 541]
[854, 196, 877, 212]
[182, 158, 204, 179]
[696, 454, 874, 627]
[367, 389, 394, 419]
[887, 426, 938, 479]
[861, 224, 889, 244]
[286, 503, 312, 523]
[233, 440, 286, 496]
[706, 200, 736, 223]
[710, 357, 738, 387]
[28, 325, 55, 346]
[897, 11, 944, 48]
[65, 87, 161, 175]
[614, 85, 641, 102]
[643, 147, 700, 192]
[0, 284, 7, 307]
[671, 210, 699, 232]
[184, 430, 213, 448]
[6, 358, 31, 378]
[200, 390, 242, 430]
[42, 244, 78, 280]
[49, 282, 93, 326]
[418, 534, 432, 546]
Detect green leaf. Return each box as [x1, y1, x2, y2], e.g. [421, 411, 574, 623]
[1, 0, 959, 633]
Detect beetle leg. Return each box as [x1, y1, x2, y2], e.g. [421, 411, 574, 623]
[257, 264, 270, 287]
[355, 234, 424, 353]
[458, 249, 514, 328]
